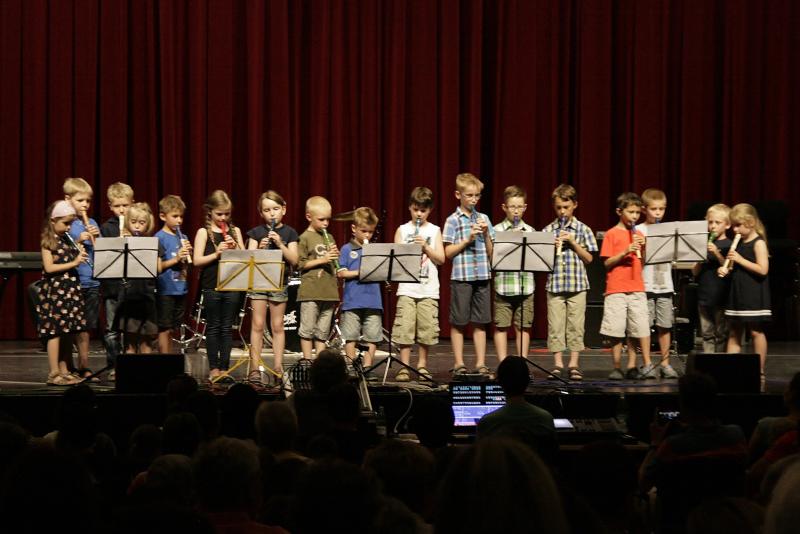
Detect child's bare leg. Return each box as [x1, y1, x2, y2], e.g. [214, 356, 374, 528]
[451, 325, 465, 368]
[249, 299, 267, 370]
[493, 327, 508, 361]
[268, 301, 287, 372]
[473, 325, 487, 369]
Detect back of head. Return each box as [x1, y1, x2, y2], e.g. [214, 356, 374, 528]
[162, 412, 202, 456]
[182, 390, 220, 441]
[496, 356, 530, 397]
[688, 497, 764, 534]
[194, 436, 260, 514]
[764, 461, 800, 534]
[327, 382, 361, 424]
[435, 438, 568, 534]
[220, 383, 260, 440]
[785, 372, 800, 412]
[255, 400, 298, 453]
[410, 395, 455, 449]
[363, 439, 435, 517]
[616, 192, 643, 210]
[679, 372, 718, 417]
[166, 374, 199, 413]
[290, 459, 382, 534]
[310, 349, 348, 393]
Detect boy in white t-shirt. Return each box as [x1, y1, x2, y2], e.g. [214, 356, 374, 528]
[390, 187, 446, 382]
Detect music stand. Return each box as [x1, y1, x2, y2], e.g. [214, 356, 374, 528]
[359, 243, 434, 385]
[643, 220, 708, 361]
[92, 236, 159, 378]
[492, 231, 565, 383]
[213, 249, 284, 383]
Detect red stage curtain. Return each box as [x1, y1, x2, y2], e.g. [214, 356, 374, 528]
[0, 0, 798, 339]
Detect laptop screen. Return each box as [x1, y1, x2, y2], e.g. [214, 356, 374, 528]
[450, 382, 506, 428]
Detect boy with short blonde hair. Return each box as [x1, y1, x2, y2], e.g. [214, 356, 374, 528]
[100, 181, 135, 373]
[64, 177, 100, 379]
[600, 192, 654, 380]
[637, 188, 679, 378]
[297, 196, 340, 359]
[337, 207, 382, 367]
[443, 173, 495, 376]
[542, 184, 598, 381]
[392, 187, 445, 381]
[692, 203, 732, 352]
[492, 185, 536, 361]
[155, 195, 192, 353]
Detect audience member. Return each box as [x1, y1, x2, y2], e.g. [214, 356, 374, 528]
[220, 382, 260, 440]
[749, 371, 800, 461]
[476, 356, 556, 459]
[764, 461, 800, 534]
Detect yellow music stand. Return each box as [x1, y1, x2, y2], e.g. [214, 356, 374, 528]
[212, 250, 284, 383]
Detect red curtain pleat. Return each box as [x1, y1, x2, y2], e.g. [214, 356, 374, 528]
[0, 0, 798, 340]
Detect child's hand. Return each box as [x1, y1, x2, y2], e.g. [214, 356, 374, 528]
[327, 246, 339, 261]
[179, 240, 192, 259]
[268, 230, 283, 247]
[707, 242, 719, 254]
[628, 241, 642, 254]
[222, 234, 237, 249]
[726, 250, 741, 265]
[75, 247, 89, 266]
[86, 224, 100, 237]
[259, 237, 270, 249]
[336, 269, 349, 279]
[717, 266, 730, 278]
[633, 234, 645, 247]
[558, 230, 573, 246]
[413, 235, 426, 247]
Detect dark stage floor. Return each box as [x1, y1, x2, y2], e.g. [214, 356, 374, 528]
[1, 339, 797, 395]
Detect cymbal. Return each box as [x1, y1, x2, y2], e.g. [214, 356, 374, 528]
[332, 210, 355, 222]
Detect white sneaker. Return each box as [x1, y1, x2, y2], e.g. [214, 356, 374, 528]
[639, 363, 658, 380]
[660, 364, 679, 379]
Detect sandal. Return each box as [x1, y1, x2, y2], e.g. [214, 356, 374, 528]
[451, 364, 468, 376]
[547, 366, 564, 380]
[394, 368, 411, 382]
[475, 365, 492, 377]
[417, 367, 433, 381]
[47, 372, 79, 386]
[79, 368, 100, 383]
[247, 370, 263, 384]
[568, 367, 583, 381]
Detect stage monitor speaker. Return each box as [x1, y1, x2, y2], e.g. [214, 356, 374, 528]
[115, 353, 186, 393]
[686, 352, 760, 393]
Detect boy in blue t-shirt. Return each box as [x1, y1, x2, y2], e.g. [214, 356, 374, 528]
[155, 195, 192, 353]
[64, 177, 101, 379]
[337, 207, 382, 367]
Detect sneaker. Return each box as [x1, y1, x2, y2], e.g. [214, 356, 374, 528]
[660, 364, 679, 379]
[639, 363, 658, 380]
[608, 368, 625, 380]
[625, 367, 640, 380]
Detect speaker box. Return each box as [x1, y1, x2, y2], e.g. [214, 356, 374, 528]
[686, 352, 761, 393]
[115, 354, 186, 393]
[584, 304, 605, 348]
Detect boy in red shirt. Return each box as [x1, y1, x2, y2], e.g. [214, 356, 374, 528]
[600, 192, 655, 380]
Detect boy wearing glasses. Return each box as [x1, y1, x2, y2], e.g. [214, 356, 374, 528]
[492, 186, 536, 361]
[443, 173, 495, 376]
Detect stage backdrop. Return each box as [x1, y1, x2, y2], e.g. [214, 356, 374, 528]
[1, 0, 798, 340]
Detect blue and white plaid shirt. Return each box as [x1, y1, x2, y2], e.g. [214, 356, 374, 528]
[542, 217, 598, 293]
[443, 207, 496, 281]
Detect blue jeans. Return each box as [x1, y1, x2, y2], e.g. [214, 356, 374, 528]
[202, 289, 240, 370]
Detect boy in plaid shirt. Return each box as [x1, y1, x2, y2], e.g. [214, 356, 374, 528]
[492, 185, 535, 361]
[443, 173, 495, 376]
[542, 184, 598, 381]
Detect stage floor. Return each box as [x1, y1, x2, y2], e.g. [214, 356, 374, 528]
[1, 339, 797, 396]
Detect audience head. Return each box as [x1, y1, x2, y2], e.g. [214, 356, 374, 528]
[765, 461, 800, 534]
[220, 383, 260, 440]
[310, 349, 348, 393]
[364, 439, 436, 519]
[194, 437, 261, 515]
[435, 438, 568, 534]
[255, 400, 298, 454]
[784, 372, 800, 413]
[496, 356, 530, 397]
[410, 395, 455, 449]
[162, 412, 202, 457]
[182, 391, 221, 441]
[679, 372, 718, 418]
[688, 497, 764, 534]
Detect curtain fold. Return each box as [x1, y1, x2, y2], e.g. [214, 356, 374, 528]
[1, 0, 797, 339]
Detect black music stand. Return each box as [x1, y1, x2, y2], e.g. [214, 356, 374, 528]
[359, 243, 435, 385]
[643, 220, 708, 360]
[93, 236, 159, 378]
[492, 230, 565, 383]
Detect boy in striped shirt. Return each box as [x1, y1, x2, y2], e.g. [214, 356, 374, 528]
[542, 184, 598, 381]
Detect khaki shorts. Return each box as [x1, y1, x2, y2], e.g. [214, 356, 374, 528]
[600, 292, 650, 339]
[391, 296, 440, 346]
[248, 286, 289, 303]
[493, 293, 534, 329]
[647, 293, 674, 329]
[340, 309, 383, 343]
[546, 291, 587, 353]
[298, 301, 335, 341]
